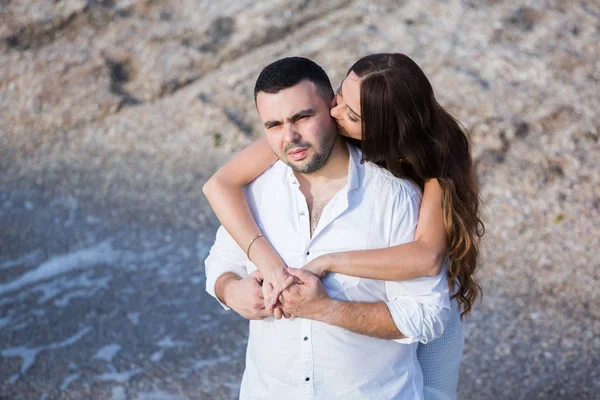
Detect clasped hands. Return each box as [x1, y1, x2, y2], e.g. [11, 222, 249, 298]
[263, 266, 330, 320]
[225, 256, 331, 321]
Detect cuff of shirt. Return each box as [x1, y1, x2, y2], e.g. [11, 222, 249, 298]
[205, 269, 241, 311]
[386, 298, 449, 345]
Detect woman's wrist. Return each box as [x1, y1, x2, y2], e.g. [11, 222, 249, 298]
[263, 264, 286, 279]
[250, 239, 286, 273]
[326, 252, 346, 274]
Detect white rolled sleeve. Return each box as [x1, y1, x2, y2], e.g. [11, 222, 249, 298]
[383, 186, 451, 344]
[204, 226, 249, 310]
[386, 280, 450, 344]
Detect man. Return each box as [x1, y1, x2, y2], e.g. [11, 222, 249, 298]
[205, 57, 450, 399]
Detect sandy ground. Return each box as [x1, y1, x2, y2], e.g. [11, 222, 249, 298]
[1, 0, 599, 399]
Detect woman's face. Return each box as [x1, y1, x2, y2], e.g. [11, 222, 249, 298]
[330, 71, 363, 140]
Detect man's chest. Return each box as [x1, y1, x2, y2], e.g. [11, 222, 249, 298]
[304, 190, 336, 237]
[252, 183, 391, 268]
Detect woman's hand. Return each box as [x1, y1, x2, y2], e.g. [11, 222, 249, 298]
[302, 255, 333, 278]
[262, 265, 296, 312]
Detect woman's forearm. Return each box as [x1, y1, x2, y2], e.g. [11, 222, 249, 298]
[203, 176, 286, 272]
[326, 179, 447, 281]
[329, 239, 445, 280]
[202, 138, 285, 277]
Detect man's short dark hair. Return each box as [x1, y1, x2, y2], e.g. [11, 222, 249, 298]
[254, 57, 334, 104]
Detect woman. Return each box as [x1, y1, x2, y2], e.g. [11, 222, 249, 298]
[203, 53, 484, 399]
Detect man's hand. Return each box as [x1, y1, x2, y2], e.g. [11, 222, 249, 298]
[279, 267, 331, 320]
[220, 271, 272, 320]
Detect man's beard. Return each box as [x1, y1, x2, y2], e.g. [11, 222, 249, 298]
[283, 128, 337, 174]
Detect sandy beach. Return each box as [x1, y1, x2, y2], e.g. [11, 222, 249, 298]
[1, 1, 599, 399]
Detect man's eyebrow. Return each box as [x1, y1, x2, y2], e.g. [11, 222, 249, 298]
[263, 109, 315, 128]
[290, 109, 314, 121]
[263, 120, 281, 129]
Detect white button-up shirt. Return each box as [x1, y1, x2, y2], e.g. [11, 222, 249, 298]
[205, 144, 450, 400]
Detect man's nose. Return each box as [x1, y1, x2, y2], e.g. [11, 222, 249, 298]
[283, 123, 300, 143]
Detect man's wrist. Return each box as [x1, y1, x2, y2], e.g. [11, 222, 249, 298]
[312, 297, 340, 324]
[215, 272, 241, 306]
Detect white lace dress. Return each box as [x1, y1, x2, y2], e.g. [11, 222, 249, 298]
[417, 298, 465, 400]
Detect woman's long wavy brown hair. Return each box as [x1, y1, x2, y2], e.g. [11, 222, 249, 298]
[349, 53, 484, 318]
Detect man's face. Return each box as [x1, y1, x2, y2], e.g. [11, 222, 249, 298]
[256, 80, 337, 174]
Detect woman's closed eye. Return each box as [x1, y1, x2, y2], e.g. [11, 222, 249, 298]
[347, 113, 358, 123]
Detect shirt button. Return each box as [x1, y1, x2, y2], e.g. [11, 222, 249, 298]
[303, 336, 308, 341]
[305, 377, 310, 382]
[299, 210, 305, 216]
[306, 251, 310, 255]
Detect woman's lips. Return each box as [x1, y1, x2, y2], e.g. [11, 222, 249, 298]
[288, 148, 308, 161]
